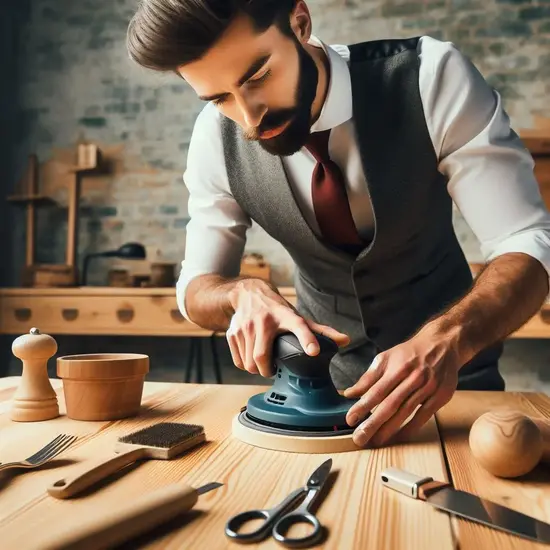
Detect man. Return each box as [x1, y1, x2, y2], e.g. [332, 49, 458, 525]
[127, 0, 550, 448]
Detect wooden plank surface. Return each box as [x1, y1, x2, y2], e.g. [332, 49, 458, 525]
[437, 391, 550, 549]
[0, 378, 455, 549]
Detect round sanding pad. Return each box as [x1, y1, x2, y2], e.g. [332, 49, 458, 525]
[232, 411, 359, 454]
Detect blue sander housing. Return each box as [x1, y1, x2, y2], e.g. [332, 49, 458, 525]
[237, 332, 359, 437]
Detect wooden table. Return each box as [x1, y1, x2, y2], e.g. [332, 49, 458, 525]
[0, 378, 549, 549]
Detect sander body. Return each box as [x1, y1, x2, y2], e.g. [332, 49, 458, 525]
[236, 332, 359, 438]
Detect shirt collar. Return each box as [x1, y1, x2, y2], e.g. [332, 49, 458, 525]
[308, 36, 353, 133]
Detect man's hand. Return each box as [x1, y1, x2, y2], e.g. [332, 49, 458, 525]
[343, 252, 549, 449]
[343, 325, 461, 448]
[227, 278, 350, 377]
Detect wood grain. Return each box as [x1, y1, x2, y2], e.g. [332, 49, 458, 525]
[0, 378, 455, 550]
[436, 391, 550, 550]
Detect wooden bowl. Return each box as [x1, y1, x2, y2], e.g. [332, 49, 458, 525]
[57, 353, 149, 421]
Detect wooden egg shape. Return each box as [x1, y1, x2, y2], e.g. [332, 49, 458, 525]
[469, 410, 543, 478]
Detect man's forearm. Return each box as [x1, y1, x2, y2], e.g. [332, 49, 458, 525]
[424, 253, 549, 365]
[183, 274, 242, 331]
[183, 274, 280, 331]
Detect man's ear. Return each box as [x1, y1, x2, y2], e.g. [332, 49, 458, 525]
[290, 1, 312, 44]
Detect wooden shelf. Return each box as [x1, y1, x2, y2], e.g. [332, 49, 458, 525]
[0, 286, 296, 337]
[0, 278, 546, 339]
[6, 194, 55, 206]
[0, 286, 296, 298]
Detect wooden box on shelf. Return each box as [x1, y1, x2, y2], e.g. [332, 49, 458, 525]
[239, 253, 271, 281]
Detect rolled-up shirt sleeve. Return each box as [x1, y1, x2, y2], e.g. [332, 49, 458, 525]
[419, 36, 550, 292]
[176, 104, 251, 320]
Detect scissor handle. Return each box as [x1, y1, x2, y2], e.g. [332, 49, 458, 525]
[272, 510, 323, 548]
[225, 487, 306, 544]
[225, 509, 273, 543]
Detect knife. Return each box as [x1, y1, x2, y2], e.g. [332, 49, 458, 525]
[380, 467, 550, 544]
[38, 481, 223, 550]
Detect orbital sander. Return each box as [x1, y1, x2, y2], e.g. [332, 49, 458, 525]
[232, 331, 361, 453]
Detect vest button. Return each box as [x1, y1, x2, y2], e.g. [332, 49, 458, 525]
[366, 327, 380, 338]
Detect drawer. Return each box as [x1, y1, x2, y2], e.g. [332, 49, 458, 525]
[0, 295, 212, 336]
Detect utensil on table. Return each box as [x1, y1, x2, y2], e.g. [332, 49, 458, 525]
[38, 481, 223, 550]
[469, 409, 550, 478]
[225, 458, 332, 547]
[381, 467, 550, 544]
[48, 422, 205, 499]
[0, 434, 76, 473]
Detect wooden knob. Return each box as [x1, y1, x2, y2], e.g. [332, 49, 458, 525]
[12, 327, 58, 360]
[469, 410, 550, 478]
[10, 328, 60, 422]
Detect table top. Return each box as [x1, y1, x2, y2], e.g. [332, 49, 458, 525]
[0, 377, 549, 549]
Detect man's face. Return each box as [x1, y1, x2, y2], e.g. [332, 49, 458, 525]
[177, 13, 318, 156]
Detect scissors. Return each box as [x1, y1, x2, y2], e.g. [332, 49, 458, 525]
[224, 458, 332, 547]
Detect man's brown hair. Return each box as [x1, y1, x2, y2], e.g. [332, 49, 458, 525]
[127, 0, 297, 72]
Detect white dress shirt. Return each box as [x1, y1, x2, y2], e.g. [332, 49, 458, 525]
[177, 35, 550, 320]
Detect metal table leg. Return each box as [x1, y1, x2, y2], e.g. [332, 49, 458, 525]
[184, 338, 197, 383]
[195, 338, 203, 383]
[210, 334, 222, 384]
[184, 336, 222, 384]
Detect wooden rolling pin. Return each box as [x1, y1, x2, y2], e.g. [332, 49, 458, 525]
[469, 409, 550, 478]
[38, 481, 222, 550]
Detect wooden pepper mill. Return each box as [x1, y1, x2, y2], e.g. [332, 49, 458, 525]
[11, 327, 60, 422]
[469, 409, 550, 478]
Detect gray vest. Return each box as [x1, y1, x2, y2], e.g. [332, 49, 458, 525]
[220, 37, 504, 390]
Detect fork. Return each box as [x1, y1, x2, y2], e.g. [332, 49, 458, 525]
[0, 434, 77, 473]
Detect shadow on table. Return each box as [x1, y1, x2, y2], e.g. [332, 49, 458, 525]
[378, 428, 441, 449]
[0, 458, 77, 491]
[511, 465, 550, 485]
[135, 404, 208, 420]
[111, 509, 205, 549]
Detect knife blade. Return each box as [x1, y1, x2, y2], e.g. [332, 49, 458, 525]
[380, 467, 550, 544]
[197, 481, 224, 495]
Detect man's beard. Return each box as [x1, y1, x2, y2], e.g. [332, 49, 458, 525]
[243, 35, 318, 156]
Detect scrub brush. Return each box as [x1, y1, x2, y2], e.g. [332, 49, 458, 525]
[47, 422, 206, 499]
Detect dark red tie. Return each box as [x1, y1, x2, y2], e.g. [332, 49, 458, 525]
[306, 130, 363, 247]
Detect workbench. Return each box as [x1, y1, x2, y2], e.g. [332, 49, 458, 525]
[0, 377, 548, 549]
[0, 269, 549, 339]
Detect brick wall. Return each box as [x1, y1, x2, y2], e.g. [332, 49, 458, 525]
[5, 0, 549, 288]
[2, 1, 550, 383]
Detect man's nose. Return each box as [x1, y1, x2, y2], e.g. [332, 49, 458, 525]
[236, 93, 267, 128]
